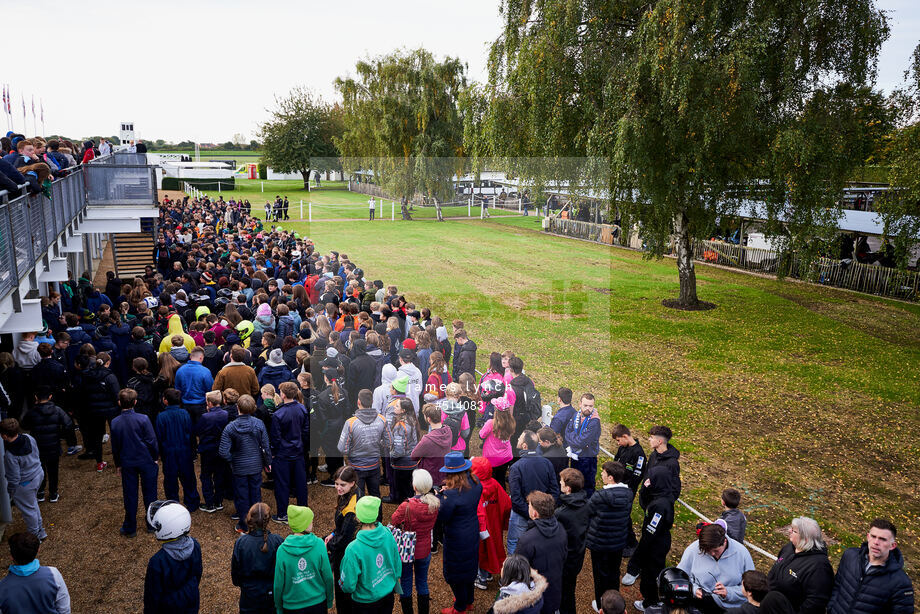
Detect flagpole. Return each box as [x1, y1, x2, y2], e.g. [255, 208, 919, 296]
[22, 92, 26, 136]
[41, 99, 45, 136]
[31, 95, 36, 136]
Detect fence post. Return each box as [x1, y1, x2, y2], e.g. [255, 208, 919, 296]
[218, 181, 221, 193]
[261, 181, 264, 193]
[392, 202, 395, 221]
[309, 202, 312, 222]
[518, 198, 522, 212]
[300, 200, 303, 219]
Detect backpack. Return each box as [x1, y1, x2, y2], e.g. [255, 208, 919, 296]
[525, 386, 543, 421]
[443, 412, 463, 447]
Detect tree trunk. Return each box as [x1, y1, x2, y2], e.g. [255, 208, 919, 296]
[301, 169, 311, 190]
[674, 210, 699, 307]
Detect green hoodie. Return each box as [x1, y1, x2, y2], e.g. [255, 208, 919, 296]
[338, 523, 402, 603]
[273, 533, 334, 612]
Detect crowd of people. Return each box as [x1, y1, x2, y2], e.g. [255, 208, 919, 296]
[1, 132, 101, 196]
[0, 189, 913, 614]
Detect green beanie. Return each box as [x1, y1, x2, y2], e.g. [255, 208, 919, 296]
[355, 496, 381, 523]
[392, 375, 409, 393]
[287, 505, 314, 533]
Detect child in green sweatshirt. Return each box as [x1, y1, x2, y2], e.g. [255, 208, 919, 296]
[338, 496, 402, 612]
[273, 505, 334, 614]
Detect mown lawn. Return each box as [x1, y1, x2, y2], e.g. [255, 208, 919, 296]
[290, 216, 920, 572]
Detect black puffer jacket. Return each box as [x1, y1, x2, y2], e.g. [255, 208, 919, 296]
[516, 517, 568, 614]
[346, 340, 376, 398]
[78, 364, 120, 416]
[585, 485, 633, 552]
[554, 490, 591, 572]
[828, 543, 914, 614]
[643, 443, 681, 502]
[767, 542, 834, 614]
[21, 401, 74, 456]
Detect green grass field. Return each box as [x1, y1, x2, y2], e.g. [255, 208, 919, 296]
[277, 216, 920, 570]
[183, 179, 520, 221]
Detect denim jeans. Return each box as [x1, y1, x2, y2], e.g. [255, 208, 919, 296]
[506, 511, 529, 555]
[399, 554, 431, 596]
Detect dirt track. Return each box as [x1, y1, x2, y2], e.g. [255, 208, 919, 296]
[4, 444, 645, 613]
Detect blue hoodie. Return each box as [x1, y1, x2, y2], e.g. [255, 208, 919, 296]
[174, 361, 214, 405]
[144, 536, 202, 614]
[0, 559, 70, 614]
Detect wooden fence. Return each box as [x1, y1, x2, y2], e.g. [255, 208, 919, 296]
[546, 219, 919, 301]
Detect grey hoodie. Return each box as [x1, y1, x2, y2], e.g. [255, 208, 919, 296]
[372, 364, 399, 414]
[163, 535, 196, 560]
[13, 339, 40, 370]
[397, 362, 422, 414]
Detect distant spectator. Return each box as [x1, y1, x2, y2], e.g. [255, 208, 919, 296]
[721, 488, 747, 543]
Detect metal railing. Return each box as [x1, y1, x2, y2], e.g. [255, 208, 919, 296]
[85, 153, 157, 206]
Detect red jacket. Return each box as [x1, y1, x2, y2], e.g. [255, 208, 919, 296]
[472, 456, 511, 574]
[390, 496, 439, 559]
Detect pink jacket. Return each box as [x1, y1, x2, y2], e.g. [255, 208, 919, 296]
[479, 419, 513, 467]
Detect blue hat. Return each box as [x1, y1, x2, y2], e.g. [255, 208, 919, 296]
[440, 451, 472, 474]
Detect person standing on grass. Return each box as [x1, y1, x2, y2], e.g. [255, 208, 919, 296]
[0, 419, 46, 541]
[219, 394, 272, 533]
[563, 392, 600, 496]
[549, 387, 575, 436]
[273, 505, 335, 614]
[21, 386, 74, 504]
[111, 389, 159, 538]
[676, 523, 755, 612]
[766, 516, 834, 614]
[195, 391, 229, 513]
[270, 381, 310, 524]
[155, 388, 201, 512]
[231, 502, 283, 614]
[283, 196, 290, 220]
[0, 532, 70, 614]
[613, 423, 646, 556]
[369, 196, 376, 221]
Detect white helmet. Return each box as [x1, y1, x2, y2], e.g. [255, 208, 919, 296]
[143, 296, 159, 309]
[146, 500, 191, 540]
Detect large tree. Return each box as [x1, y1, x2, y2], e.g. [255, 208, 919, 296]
[335, 48, 467, 202]
[258, 87, 342, 189]
[475, 0, 889, 307]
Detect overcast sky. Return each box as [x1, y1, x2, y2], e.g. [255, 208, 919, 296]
[4, 0, 917, 143]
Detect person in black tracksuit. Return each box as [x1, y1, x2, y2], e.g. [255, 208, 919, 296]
[613, 424, 646, 552]
[627, 426, 678, 578]
[75, 355, 120, 467]
[632, 466, 676, 609]
[22, 388, 74, 502]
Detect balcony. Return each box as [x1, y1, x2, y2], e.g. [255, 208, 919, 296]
[0, 154, 159, 333]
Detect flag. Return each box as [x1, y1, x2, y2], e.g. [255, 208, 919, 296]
[31, 95, 35, 117]
[40, 99, 44, 122]
[2, 85, 7, 115]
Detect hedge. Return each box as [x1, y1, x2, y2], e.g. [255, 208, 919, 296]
[163, 177, 236, 191]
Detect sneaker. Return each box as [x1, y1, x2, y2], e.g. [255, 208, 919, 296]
[474, 577, 489, 590]
[37, 492, 45, 502]
[49, 493, 60, 503]
[231, 513, 240, 521]
[119, 528, 137, 538]
[235, 526, 246, 534]
[634, 600, 646, 612]
[199, 504, 217, 513]
[102, 433, 109, 443]
[317, 463, 328, 473]
[96, 461, 108, 472]
[320, 478, 335, 487]
[271, 514, 288, 525]
[213, 503, 224, 511]
[592, 600, 599, 613]
[307, 476, 318, 485]
[66, 445, 83, 456]
[622, 572, 638, 586]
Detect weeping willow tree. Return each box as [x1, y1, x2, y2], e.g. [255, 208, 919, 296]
[335, 49, 468, 202]
[470, 0, 889, 308]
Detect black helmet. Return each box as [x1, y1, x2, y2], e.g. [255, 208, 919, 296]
[188, 293, 202, 303]
[217, 288, 232, 298]
[658, 568, 693, 607]
[354, 268, 364, 279]
[479, 379, 506, 402]
[214, 297, 230, 310]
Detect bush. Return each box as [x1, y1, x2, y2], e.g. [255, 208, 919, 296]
[258, 163, 268, 180]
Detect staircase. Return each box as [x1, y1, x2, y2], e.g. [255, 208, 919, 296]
[112, 231, 154, 278]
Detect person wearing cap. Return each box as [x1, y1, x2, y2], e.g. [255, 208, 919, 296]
[339, 496, 402, 613]
[174, 347, 214, 426]
[398, 348, 423, 414]
[273, 504, 334, 614]
[437, 451, 483, 614]
[143, 500, 202, 614]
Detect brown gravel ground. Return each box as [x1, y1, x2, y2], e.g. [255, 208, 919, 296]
[3, 446, 646, 613]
